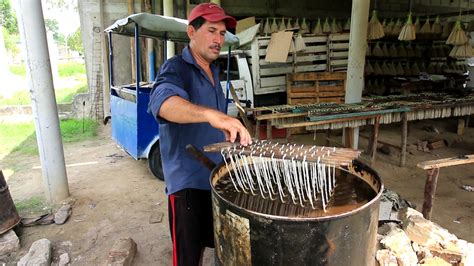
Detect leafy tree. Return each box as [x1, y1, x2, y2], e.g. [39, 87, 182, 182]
[68, 27, 83, 55]
[44, 18, 65, 44]
[0, 0, 18, 34]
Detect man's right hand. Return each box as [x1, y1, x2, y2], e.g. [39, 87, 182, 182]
[204, 109, 252, 146]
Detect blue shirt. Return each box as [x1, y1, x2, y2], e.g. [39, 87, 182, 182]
[148, 46, 226, 195]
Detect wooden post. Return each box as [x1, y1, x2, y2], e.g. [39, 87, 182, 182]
[370, 116, 380, 163]
[255, 111, 261, 140]
[344, 127, 354, 148]
[457, 118, 466, 135]
[422, 167, 440, 220]
[400, 112, 408, 167]
[267, 119, 272, 140]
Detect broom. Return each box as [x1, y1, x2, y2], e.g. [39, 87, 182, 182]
[389, 44, 398, 57]
[385, 18, 394, 36]
[381, 61, 390, 76]
[374, 61, 383, 76]
[293, 18, 300, 30]
[279, 18, 286, 31]
[396, 62, 405, 75]
[365, 61, 374, 76]
[270, 17, 278, 33]
[373, 42, 384, 57]
[406, 44, 415, 57]
[366, 44, 372, 56]
[331, 18, 340, 33]
[393, 18, 402, 36]
[427, 62, 435, 74]
[449, 43, 474, 58]
[294, 32, 307, 52]
[323, 17, 331, 33]
[419, 62, 427, 73]
[301, 18, 310, 34]
[414, 16, 421, 33]
[446, 19, 468, 45]
[398, 13, 416, 41]
[368, 10, 385, 40]
[431, 16, 442, 35]
[397, 44, 407, 57]
[403, 63, 412, 76]
[382, 43, 390, 57]
[419, 17, 431, 35]
[415, 45, 423, 57]
[411, 62, 420, 76]
[388, 62, 397, 76]
[442, 21, 453, 39]
[313, 18, 323, 35]
[343, 18, 351, 31]
[263, 18, 272, 35]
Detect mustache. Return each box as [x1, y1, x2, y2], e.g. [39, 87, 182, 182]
[210, 44, 221, 51]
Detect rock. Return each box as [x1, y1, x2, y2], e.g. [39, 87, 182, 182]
[420, 256, 451, 266]
[0, 229, 20, 256]
[376, 249, 398, 266]
[58, 253, 70, 266]
[378, 222, 400, 236]
[380, 228, 418, 266]
[18, 238, 52, 266]
[54, 204, 72, 225]
[105, 238, 137, 266]
[378, 145, 391, 155]
[148, 212, 164, 224]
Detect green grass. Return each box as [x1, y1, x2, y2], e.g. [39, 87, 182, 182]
[0, 119, 99, 157]
[14, 196, 51, 215]
[56, 84, 88, 103]
[0, 90, 31, 106]
[9, 62, 86, 78]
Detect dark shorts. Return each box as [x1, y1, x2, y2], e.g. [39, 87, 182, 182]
[168, 188, 214, 266]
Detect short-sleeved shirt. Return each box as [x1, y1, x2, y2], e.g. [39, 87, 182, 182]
[148, 46, 226, 195]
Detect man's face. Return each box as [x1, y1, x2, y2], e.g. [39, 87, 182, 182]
[188, 20, 226, 63]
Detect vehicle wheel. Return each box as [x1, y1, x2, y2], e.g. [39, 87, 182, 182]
[148, 142, 164, 181]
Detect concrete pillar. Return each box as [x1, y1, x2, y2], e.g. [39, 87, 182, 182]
[164, 0, 175, 59]
[16, 0, 69, 202]
[99, 0, 111, 119]
[343, 0, 370, 149]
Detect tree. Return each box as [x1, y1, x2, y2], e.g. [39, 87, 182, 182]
[68, 27, 83, 55]
[0, 0, 18, 34]
[44, 18, 65, 44]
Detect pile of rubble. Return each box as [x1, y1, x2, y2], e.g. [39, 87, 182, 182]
[377, 207, 473, 266]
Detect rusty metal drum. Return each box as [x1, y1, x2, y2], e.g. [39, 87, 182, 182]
[210, 160, 383, 266]
[0, 170, 21, 234]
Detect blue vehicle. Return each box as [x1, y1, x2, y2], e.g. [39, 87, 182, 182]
[105, 13, 240, 180]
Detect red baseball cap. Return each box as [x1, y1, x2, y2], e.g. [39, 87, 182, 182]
[188, 3, 237, 29]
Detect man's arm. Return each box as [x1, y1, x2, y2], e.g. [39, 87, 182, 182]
[159, 96, 252, 145]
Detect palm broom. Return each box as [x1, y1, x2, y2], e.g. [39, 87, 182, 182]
[301, 18, 310, 34]
[367, 10, 385, 40]
[278, 18, 286, 31]
[270, 17, 278, 33]
[446, 19, 468, 45]
[263, 18, 272, 35]
[331, 18, 340, 33]
[343, 18, 351, 31]
[323, 17, 331, 33]
[431, 16, 442, 35]
[313, 18, 323, 35]
[414, 16, 421, 33]
[419, 17, 431, 35]
[373, 42, 384, 57]
[398, 13, 416, 41]
[393, 18, 402, 37]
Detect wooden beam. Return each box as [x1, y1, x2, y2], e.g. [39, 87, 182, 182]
[370, 116, 380, 163]
[400, 112, 408, 167]
[422, 168, 440, 220]
[417, 154, 474, 170]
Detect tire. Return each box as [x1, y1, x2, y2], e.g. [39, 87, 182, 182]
[148, 141, 164, 181]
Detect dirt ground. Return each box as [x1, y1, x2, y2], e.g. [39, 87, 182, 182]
[0, 118, 473, 265]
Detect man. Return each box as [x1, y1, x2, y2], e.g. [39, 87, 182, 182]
[148, 3, 252, 266]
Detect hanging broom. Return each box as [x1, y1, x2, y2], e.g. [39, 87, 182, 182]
[427, 62, 435, 73]
[403, 63, 412, 76]
[382, 43, 390, 57]
[385, 18, 394, 36]
[263, 18, 272, 35]
[374, 61, 383, 76]
[286, 18, 293, 29]
[313, 18, 323, 35]
[389, 44, 398, 57]
[343, 18, 351, 31]
[419, 62, 427, 73]
[366, 44, 372, 56]
[442, 21, 453, 39]
[431, 16, 442, 35]
[270, 17, 278, 33]
[398, 13, 416, 41]
[365, 61, 374, 76]
[301, 18, 310, 34]
[415, 45, 423, 57]
[414, 16, 421, 33]
[406, 44, 415, 57]
[397, 44, 407, 57]
[388, 62, 397, 76]
[373, 42, 384, 57]
[368, 10, 385, 40]
[393, 18, 403, 36]
[419, 17, 431, 35]
[294, 32, 307, 52]
[449, 43, 474, 58]
[331, 18, 340, 33]
[446, 19, 468, 45]
[279, 18, 286, 31]
[381, 61, 390, 75]
[411, 62, 420, 76]
[396, 62, 405, 75]
[293, 18, 300, 30]
[323, 17, 331, 33]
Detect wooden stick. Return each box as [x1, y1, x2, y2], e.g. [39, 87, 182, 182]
[400, 112, 408, 167]
[229, 83, 253, 136]
[274, 115, 379, 129]
[370, 116, 380, 164]
[267, 120, 272, 140]
[422, 167, 440, 220]
[417, 154, 474, 170]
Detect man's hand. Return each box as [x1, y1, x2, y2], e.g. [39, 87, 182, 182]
[159, 96, 252, 146]
[204, 109, 252, 146]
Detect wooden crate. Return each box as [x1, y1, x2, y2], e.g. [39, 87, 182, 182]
[250, 35, 328, 95]
[328, 33, 350, 72]
[286, 72, 346, 105]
